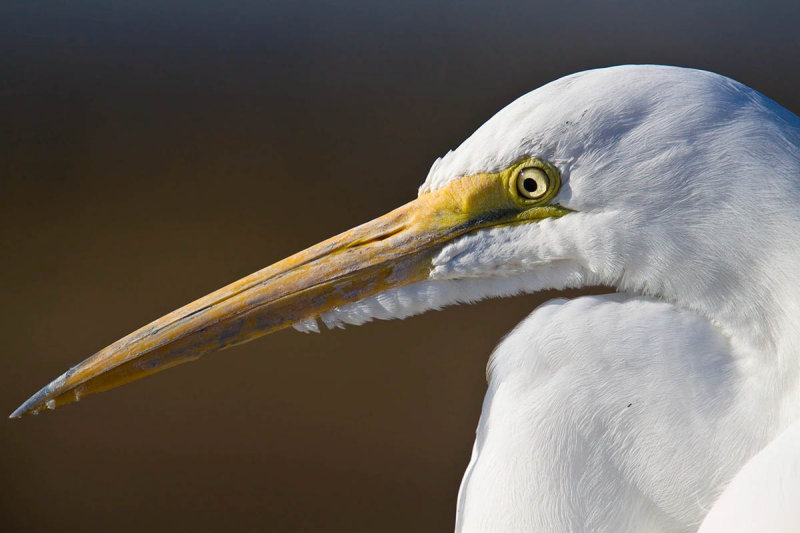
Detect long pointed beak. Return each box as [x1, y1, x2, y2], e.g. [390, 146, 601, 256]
[11, 169, 569, 418]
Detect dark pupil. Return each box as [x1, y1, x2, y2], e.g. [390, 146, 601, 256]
[523, 177, 538, 192]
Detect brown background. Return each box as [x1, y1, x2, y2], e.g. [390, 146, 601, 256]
[3, 2, 800, 531]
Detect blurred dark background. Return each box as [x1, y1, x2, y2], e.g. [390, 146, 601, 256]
[2, 1, 799, 531]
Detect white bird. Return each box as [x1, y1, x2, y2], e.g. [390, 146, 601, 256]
[11, 65, 800, 532]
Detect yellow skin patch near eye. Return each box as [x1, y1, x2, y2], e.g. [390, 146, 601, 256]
[11, 157, 571, 418]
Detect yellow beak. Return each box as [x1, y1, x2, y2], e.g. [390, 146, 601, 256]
[11, 167, 569, 418]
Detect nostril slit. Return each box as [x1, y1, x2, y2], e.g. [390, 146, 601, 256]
[346, 226, 406, 248]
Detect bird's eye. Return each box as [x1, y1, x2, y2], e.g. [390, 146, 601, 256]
[516, 167, 550, 200]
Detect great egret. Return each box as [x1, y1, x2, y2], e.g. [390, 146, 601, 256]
[11, 65, 800, 532]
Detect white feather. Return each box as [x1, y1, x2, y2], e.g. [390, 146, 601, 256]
[699, 419, 800, 532]
[292, 317, 320, 334]
[458, 295, 764, 532]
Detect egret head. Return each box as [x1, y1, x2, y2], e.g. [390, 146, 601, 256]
[12, 65, 800, 417]
[332, 65, 800, 346]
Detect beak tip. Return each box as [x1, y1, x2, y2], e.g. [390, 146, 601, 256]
[9, 403, 29, 419]
[9, 382, 57, 419]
